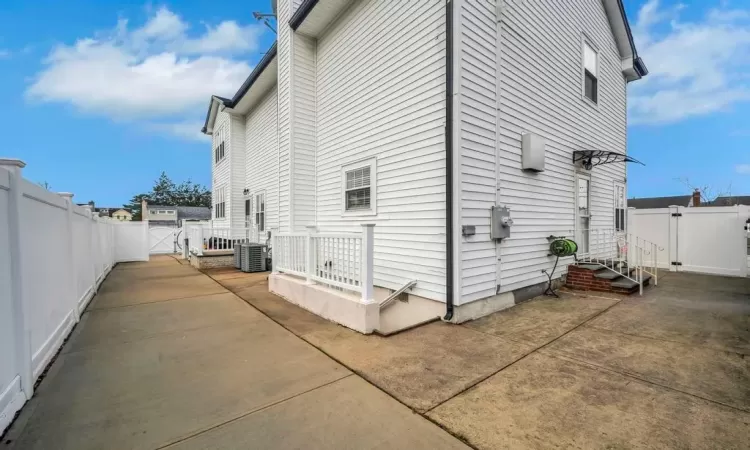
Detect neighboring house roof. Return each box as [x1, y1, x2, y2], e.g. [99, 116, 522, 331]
[708, 196, 750, 206]
[628, 196, 691, 209]
[201, 43, 278, 134]
[175, 206, 211, 220]
[147, 205, 177, 211]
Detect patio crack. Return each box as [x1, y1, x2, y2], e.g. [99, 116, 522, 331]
[156, 373, 354, 449]
[423, 297, 625, 414]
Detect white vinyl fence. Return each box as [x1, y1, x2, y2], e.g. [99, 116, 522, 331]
[628, 205, 750, 277]
[0, 160, 148, 434]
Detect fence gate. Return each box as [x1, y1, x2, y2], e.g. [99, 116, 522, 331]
[629, 205, 749, 277]
[149, 227, 178, 254]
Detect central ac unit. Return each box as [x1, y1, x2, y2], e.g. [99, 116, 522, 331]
[241, 243, 268, 273]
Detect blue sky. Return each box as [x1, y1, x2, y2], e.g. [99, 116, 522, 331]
[0, 0, 748, 206]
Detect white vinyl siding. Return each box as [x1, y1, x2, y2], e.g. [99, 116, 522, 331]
[211, 112, 231, 227]
[277, 0, 292, 232]
[291, 34, 317, 229]
[492, 0, 627, 293]
[458, 0, 500, 303]
[315, 0, 448, 301]
[245, 87, 279, 234]
[229, 115, 246, 229]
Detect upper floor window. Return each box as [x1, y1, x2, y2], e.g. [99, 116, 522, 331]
[342, 158, 377, 215]
[583, 39, 598, 104]
[214, 126, 226, 164]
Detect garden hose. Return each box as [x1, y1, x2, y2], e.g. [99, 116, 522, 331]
[544, 238, 579, 297]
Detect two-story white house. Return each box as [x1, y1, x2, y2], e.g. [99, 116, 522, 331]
[200, 0, 647, 334]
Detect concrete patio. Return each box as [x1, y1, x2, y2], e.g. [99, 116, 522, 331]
[1, 256, 467, 450]
[4, 257, 749, 449]
[208, 268, 750, 450]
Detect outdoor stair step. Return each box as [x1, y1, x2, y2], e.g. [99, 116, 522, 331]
[576, 264, 603, 271]
[594, 267, 635, 280]
[611, 274, 652, 289]
[593, 270, 623, 280]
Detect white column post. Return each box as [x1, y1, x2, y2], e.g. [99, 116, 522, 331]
[668, 205, 679, 272]
[59, 193, 80, 322]
[198, 226, 205, 256]
[270, 228, 279, 274]
[305, 225, 317, 284]
[1, 159, 33, 399]
[360, 224, 375, 303]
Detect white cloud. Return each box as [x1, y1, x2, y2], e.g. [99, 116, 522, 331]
[146, 121, 211, 142]
[629, 0, 750, 125]
[736, 164, 750, 175]
[26, 6, 266, 139]
[0, 49, 10, 59]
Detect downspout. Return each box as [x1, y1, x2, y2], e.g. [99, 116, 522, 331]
[443, 0, 455, 321]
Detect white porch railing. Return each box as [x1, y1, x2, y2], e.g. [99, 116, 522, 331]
[187, 226, 265, 256]
[272, 224, 375, 302]
[576, 228, 664, 295]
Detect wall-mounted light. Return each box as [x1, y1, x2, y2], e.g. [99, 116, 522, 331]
[243, 188, 250, 195]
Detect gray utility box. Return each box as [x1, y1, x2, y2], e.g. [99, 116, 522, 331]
[490, 206, 514, 240]
[240, 243, 268, 273]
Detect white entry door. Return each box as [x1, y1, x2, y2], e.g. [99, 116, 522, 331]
[149, 227, 177, 254]
[575, 173, 591, 254]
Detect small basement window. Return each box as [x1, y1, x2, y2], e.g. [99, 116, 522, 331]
[342, 159, 376, 215]
[583, 39, 598, 104]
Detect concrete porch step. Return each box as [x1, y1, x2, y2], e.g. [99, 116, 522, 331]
[611, 274, 652, 291]
[593, 267, 635, 280]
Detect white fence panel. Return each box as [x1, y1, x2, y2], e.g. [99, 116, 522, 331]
[115, 222, 149, 262]
[149, 227, 177, 254]
[18, 179, 77, 381]
[627, 207, 672, 269]
[0, 168, 23, 434]
[0, 160, 150, 435]
[679, 206, 747, 277]
[629, 205, 749, 277]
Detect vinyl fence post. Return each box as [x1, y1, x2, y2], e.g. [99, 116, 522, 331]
[306, 226, 317, 284]
[1, 159, 33, 399]
[59, 193, 80, 323]
[360, 224, 375, 303]
[270, 228, 279, 274]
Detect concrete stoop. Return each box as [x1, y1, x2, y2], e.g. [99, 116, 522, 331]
[566, 263, 651, 295]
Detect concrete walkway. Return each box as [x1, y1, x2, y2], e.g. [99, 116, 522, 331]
[2, 256, 468, 450]
[208, 269, 750, 450]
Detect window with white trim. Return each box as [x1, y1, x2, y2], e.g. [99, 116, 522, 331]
[214, 126, 226, 164]
[614, 183, 626, 231]
[583, 39, 598, 104]
[215, 186, 226, 219]
[255, 192, 265, 231]
[344, 164, 375, 212]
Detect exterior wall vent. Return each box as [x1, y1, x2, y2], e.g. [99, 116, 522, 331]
[521, 132, 545, 172]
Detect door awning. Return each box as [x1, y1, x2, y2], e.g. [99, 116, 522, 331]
[572, 150, 644, 170]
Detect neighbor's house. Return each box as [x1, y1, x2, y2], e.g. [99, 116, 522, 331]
[144, 202, 211, 227]
[629, 190, 750, 209]
[100, 208, 133, 221]
[199, 0, 647, 333]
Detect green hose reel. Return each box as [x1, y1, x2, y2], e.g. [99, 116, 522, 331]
[549, 238, 578, 257]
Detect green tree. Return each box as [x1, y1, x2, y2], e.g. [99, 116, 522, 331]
[124, 172, 211, 221]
